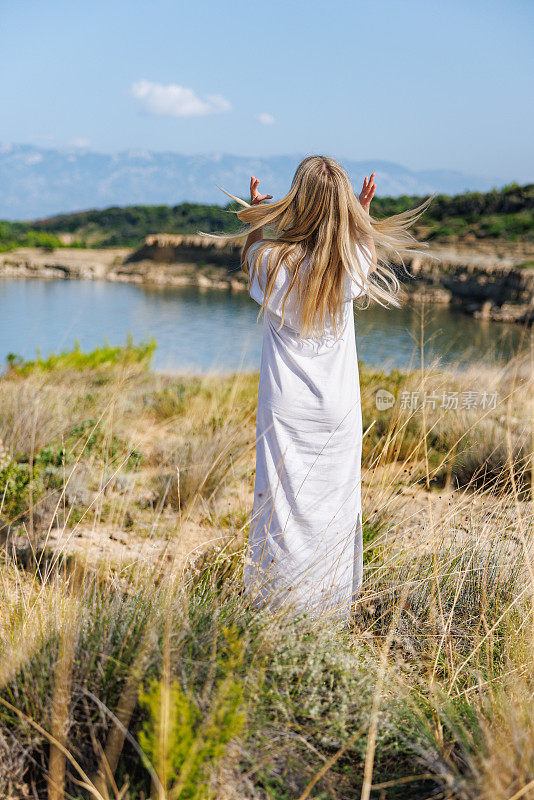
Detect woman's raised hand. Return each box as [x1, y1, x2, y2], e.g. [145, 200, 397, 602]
[359, 172, 376, 213]
[250, 176, 273, 206]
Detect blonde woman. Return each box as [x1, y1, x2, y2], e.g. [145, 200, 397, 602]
[214, 156, 430, 622]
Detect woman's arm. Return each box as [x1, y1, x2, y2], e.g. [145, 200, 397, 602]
[358, 173, 378, 273]
[360, 231, 377, 265]
[241, 176, 272, 268]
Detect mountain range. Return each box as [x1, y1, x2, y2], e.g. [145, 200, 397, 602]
[0, 144, 505, 221]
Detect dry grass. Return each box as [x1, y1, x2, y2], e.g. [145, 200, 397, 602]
[0, 338, 532, 799]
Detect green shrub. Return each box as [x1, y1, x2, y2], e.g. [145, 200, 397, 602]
[6, 337, 156, 375]
[139, 625, 246, 799]
[0, 460, 44, 521]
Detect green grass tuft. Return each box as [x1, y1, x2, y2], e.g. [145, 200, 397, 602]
[6, 336, 156, 375]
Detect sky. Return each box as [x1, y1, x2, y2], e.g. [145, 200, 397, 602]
[1, 0, 533, 181]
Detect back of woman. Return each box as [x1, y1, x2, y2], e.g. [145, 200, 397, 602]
[208, 155, 430, 622]
[245, 236, 371, 422]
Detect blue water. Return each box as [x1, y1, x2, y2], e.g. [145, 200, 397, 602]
[1, 278, 528, 373]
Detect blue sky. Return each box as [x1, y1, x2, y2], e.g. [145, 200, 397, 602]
[1, 0, 532, 181]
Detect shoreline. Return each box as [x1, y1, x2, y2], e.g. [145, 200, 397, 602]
[2, 239, 534, 325]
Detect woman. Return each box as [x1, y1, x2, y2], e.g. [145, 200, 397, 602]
[216, 156, 430, 621]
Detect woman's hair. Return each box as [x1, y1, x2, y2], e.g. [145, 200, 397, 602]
[201, 155, 433, 339]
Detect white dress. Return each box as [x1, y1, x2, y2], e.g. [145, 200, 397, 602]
[243, 240, 372, 621]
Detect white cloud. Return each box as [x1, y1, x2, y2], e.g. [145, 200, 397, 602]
[69, 138, 91, 149]
[130, 80, 231, 118]
[257, 112, 275, 125]
[25, 153, 43, 165]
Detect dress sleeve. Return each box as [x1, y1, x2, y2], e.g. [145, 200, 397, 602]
[247, 242, 291, 319]
[246, 242, 267, 306]
[345, 243, 374, 300]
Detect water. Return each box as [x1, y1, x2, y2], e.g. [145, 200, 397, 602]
[0, 278, 528, 373]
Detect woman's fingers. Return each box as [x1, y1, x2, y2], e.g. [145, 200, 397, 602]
[359, 172, 377, 210]
[251, 192, 273, 205]
[250, 177, 272, 204]
[361, 173, 376, 201]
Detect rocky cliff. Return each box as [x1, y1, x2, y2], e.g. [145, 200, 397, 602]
[127, 234, 243, 268]
[126, 235, 534, 324]
[399, 250, 534, 323]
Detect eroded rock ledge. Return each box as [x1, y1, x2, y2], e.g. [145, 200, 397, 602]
[1, 235, 533, 325]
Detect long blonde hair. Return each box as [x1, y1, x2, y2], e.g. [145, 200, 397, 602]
[202, 155, 433, 339]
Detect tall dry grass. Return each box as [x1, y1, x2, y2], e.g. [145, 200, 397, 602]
[0, 333, 532, 799]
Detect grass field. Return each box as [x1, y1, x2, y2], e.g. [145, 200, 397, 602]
[0, 336, 533, 799]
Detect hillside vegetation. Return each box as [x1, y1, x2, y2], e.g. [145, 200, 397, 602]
[0, 182, 532, 252]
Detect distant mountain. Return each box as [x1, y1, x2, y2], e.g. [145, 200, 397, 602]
[0, 144, 505, 221]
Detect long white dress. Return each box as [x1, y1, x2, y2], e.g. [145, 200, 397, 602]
[243, 240, 372, 621]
